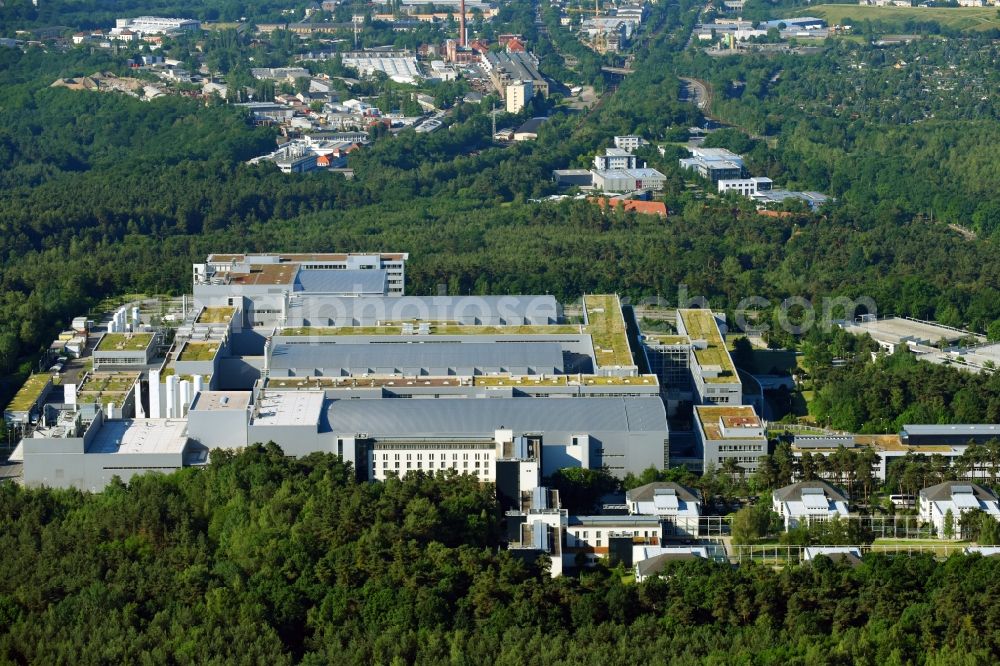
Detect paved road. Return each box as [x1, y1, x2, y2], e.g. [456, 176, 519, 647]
[679, 76, 710, 111]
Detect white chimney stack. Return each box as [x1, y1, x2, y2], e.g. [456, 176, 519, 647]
[149, 370, 161, 418]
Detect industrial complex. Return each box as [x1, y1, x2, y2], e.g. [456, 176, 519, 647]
[7, 251, 1000, 575]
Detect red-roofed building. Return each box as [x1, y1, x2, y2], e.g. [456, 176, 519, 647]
[589, 197, 668, 217]
[505, 37, 526, 53]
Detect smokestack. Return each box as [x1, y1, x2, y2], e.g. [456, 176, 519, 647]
[459, 0, 466, 47]
[149, 370, 161, 418]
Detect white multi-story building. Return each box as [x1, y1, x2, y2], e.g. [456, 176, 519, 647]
[593, 147, 638, 171]
[718, 177, 772, 196]
[114, 17, 200, 35]
[694, 405, 768, 474]
[772, 480, 850, 529]
[613, 135, 647, 151]
[676, 309, 741, 405]
[625, 481, 702, 537]
[505, 81, 533, 113]
[919, 482, 1000, 538]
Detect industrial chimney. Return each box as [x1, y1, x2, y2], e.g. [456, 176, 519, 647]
[459, 0, 466, 47]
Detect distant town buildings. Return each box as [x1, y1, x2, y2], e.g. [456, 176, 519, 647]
[481, 51, 549, 102]
[113, 16, 200, 36]
[680, 146, 829, 209]
[553, 143, 666, 193]
[341, 51, 422, 85]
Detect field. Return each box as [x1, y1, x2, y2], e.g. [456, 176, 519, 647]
[805, 4, 1000, 32]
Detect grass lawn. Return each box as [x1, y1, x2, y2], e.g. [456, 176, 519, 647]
[805, 4, 1000, 32]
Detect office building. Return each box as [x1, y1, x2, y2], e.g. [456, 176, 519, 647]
[676, 309, 741, 405]
[718, 177, 772, 196]
[694, 404, 767, 473]
[772, 480, 850, 529]
[919, 481, 1000, 538]
[679, 147, 745, 182]
[593, 148, 638, 171]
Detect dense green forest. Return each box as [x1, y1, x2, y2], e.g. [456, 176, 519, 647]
[809, 348, 1000, 432]
[1, 445, 998, 663]
[678, 38, 1000, 237]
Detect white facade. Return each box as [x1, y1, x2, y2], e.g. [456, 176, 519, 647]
[613, 135, 647, 151]
[369, 439, 498, 481]
[593, 148, 638, 171]
[718, 177, 772, 196]
[919, 482, 1000, 538]
[115, 17, 200, 35]
[772, 481, 850, 530]
[695, 405, 768, 473]
[505, 81, 533, 114]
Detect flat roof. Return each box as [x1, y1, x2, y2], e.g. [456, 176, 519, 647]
[278, 294, 560, 327]
[191, 391, 251, 411]
[842, 317, 983, 346]
[583, 294, 633, 368]
[196, 306, 236, 324]
[86, 418, 189, 455]
[78, 372, 139, 394]
[268, 341, 566, 374]
[264, 373, 658, 389]
[643, 333, 690, 346]
[177, 341, 221, 362]
[569, 515, 663, 527]
[326, 396, 667, 437]
[208, 252, 408, 263]
[695, 405, 764, 441]
[95, 332, 154, 352]
[280, 323, 582, 337]
[252, 390, 325, 426]
[230, 263, 298, 286]
[294, 269, 387, 294]
[677, 309, 737, 382]
[903, 424, 1000, 436]
[5, 374, 52, 413]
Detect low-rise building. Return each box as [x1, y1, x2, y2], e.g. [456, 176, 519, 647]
[114, 16, 200, 35]
[919, 481, 1000, 538]
[594, 148, 638, 170]
[718, 177, 772, 196]
[514, 117, 548, 141]
[751, 189, 829, 211]
[591, 168, 666, 192]
[93, 333, 157, 370]
[634, 547, 709, 581]
[679, 147, 745, 182]
[695, 405, 767, 474]
[626, 481, 701, 536]
[613, 135, 647, 151]
[772, 480, 850, 529]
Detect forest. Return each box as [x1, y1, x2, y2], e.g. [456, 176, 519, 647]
[677, 37, 1000, 237]
[0, 445, 998, 664]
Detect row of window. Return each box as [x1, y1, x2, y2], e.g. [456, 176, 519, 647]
[377, 460, 488, 470]
[717, 444, 766, 453]
[379, 452, 490, 461]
